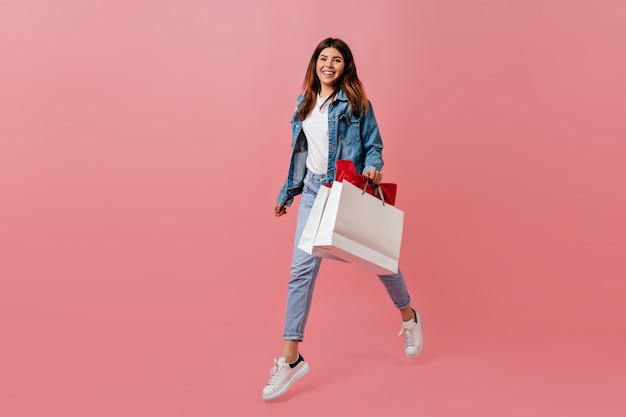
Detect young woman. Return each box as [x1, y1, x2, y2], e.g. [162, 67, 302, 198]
[263, 38, 423, 400]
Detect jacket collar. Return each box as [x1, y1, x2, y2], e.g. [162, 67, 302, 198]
[334, 89, 348, 101]
[324, 89, 348, 104]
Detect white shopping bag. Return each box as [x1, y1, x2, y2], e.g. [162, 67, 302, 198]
[297, 185, 346, 261]
[313, 180, 404, 275]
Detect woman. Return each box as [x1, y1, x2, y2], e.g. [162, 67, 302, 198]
[263, 38, 423, 400]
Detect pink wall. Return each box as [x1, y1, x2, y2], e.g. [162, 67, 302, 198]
[2, 0, 625, 415]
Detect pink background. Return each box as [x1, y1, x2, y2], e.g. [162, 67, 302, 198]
[2, 1, 625, 416]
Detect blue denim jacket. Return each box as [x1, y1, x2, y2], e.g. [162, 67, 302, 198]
[277, 90, 384, 207]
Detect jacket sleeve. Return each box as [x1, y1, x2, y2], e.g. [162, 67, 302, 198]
[360, 102, 384, 173]
[276, 99, 305, 207]
[276, 181, 294, 207]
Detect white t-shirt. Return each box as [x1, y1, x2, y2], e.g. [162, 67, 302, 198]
[302, 94, 330, 175]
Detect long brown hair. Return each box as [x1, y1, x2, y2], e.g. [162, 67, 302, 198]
[296, 38, 369, 121]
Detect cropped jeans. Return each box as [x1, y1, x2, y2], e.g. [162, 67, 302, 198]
[283, 172, 412, 340]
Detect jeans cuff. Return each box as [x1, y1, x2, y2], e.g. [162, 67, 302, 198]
[283, 332, 304, 341]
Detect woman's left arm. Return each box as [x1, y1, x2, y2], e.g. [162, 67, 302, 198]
[360, 102, 384, 175]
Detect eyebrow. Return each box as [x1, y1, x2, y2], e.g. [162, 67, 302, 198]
[320, 54, 343, 60]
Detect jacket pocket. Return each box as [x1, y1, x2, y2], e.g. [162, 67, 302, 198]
[338, 114, 361, 144]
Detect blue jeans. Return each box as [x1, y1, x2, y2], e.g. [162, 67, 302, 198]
[283, 172, 412, 340]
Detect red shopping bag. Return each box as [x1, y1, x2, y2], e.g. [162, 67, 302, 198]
[334, 160, 397, 206]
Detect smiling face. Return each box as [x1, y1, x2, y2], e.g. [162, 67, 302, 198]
[315, 47, 345, 96]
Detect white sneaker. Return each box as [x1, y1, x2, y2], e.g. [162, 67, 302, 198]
[398, 309, 423, 358]
[262, 354, 310, 400]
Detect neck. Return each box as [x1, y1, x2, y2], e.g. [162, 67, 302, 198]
[320, 86, 335, 98]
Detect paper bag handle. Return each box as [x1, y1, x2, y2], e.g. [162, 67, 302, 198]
[362, 181, 386, 206]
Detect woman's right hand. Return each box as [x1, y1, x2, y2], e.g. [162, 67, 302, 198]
[275, 204, 287, 217]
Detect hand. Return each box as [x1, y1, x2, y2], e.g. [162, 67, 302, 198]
[275, 204, 287, 217]
[363, 169, 383, 185]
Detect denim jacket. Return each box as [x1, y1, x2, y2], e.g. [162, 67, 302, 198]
[277, 90, 384, 207]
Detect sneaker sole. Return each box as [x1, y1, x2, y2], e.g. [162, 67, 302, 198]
[262, 362, 310, 400]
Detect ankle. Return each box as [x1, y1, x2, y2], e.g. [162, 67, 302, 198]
[282, 340, 300, 364]
[284, 353, 299, 364]
[400, 307, 415, 322]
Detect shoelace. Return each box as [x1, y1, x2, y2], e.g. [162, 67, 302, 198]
[399, 324, 416, 346]
[267, 358, 284, 385]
